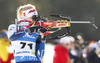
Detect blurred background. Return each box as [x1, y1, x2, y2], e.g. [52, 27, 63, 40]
[0, 0, 100, 41]
[0, 0, 100, 63]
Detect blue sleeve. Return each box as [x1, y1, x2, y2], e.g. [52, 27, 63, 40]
[38, 42, 45, 58]
[36, 38, 45, 59]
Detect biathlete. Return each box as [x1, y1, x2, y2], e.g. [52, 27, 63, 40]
[7, 4, 45, 63]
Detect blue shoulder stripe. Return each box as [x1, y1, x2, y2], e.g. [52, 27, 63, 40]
[9, 31, 25, 41]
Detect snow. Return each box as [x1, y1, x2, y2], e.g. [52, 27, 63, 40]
[44, 43, 55, 63]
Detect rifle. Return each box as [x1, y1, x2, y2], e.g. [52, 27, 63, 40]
[15, 14, 97, 39]
[34, 14, 97, 39]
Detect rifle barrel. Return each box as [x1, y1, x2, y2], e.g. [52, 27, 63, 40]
[69, 21, 92, 23]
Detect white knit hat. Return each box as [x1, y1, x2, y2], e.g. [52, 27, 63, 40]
[96, 40, 100, 48]
[59, 36, 71, 44]
[68, 36, 75, 42]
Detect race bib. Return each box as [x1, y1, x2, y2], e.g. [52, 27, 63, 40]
[11, 41, 36, 57]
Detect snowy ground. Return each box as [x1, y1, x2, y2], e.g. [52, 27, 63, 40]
[11, 43, 55, 63]
[44, 43, 55, 63]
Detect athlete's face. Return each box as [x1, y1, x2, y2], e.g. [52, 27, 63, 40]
[24, 17, 36, 23]
[20, 17, 36, 28]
